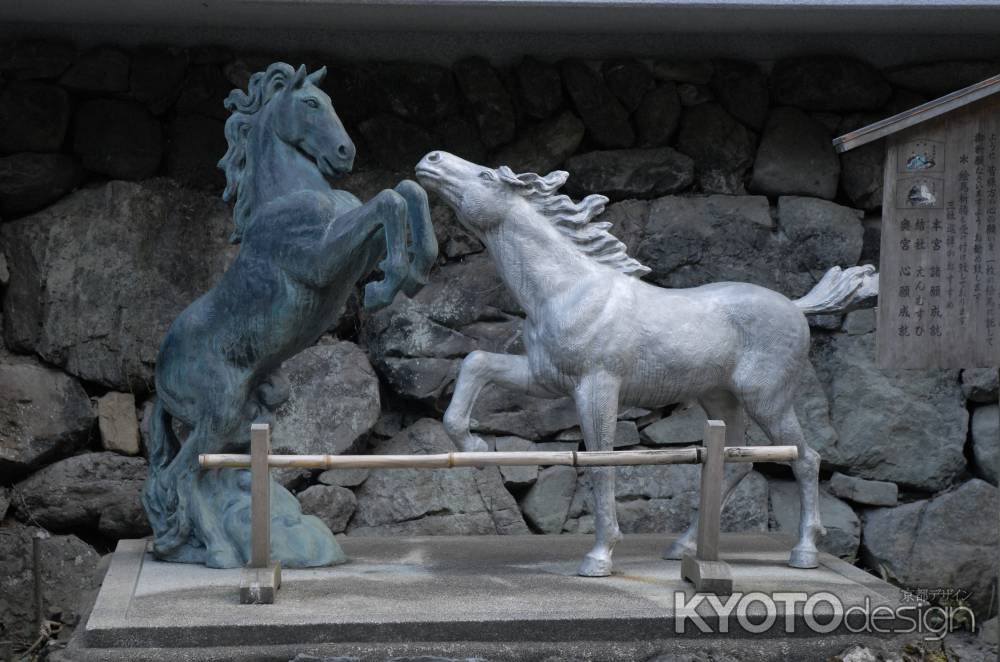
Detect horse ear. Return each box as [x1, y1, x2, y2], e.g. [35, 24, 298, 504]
[307, 66, 327, 86]
[292, 64, 308, 88]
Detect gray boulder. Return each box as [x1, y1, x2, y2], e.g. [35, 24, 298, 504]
[777, 196, 864, 271]
[174, 64, 234, 121]
[641, 403, 707, 445]
[348, 419, 529, 536]
[73, 99, 163, 179]
[318, 467, 370, 488]
[770, 57, 892, 112]
[812, 332, 967, 492]
[564, 147, 694, 199]
[59, 47, 130, 92]
[493, 436, 538, 488]
[298, 484, 357, 534]
[839, 140, 885, 211]
[2, 179, 238, 391]
[13, 451, 150, 538]
[271, 339, 380, 456]
[374, 62, 457, 125]
[769, 479, 860, 560]
[492, 111, 585, 175]
[862, 479, 998, 612]
[97, 391, 141, 456]
[0, 82, 70, 153]
[602, 59, 654, 113]
[844, 308, 876, 335]
[652, 61, 714, 85]
[886, 60, 1000, 97]
[0, 487, 9, 520]
[357, 114, 435, 170]
[513, 57, 563, 120]
[710, 59, 769, 131]
[750, 108, 840, 199]
[676, 103, 756, 194]
[962, 368, 999, 403]
[971, 404, 998, 485]
[164, 114, 228, 191]
[0, 353, 95, 480]
[0, 522, 100, 645]
[560, 59, 634, 148]
[827, 472, 898, 507]
[521, 465, 577, 533]
[635, 84, 681, 147]
[130, 47, 189, 114]
[0, 152, 84, 217]
[453, 58, 516, 149]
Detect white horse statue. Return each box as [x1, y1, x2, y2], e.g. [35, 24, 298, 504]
[415, 151, 877, 578]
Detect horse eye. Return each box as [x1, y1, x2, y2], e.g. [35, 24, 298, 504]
[479, 171, 494, 181]
[303, 98, 320, 109]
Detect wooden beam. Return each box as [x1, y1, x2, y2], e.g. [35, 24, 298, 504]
[240, 423, 281, 605]
[833, 73, 1000, 153]
[682, 420, 733, 594]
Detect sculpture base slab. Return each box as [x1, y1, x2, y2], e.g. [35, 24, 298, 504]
[64, 534, 919, 662]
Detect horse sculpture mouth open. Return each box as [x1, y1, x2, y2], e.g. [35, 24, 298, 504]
[417, 150, 878, 578]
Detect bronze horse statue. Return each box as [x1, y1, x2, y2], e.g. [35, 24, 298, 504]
[142, 63, 437, 568]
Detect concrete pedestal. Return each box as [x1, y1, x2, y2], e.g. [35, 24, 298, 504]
[63, 534, 918, 662]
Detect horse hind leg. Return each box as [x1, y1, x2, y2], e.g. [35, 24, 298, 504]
[362, 189, 412, 309]
[392, 179, 438, 296]
[663, 391, 753, 560]
[751, 403, 823, 569]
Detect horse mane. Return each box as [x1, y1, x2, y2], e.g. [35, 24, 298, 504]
[495, 166, 651, 278]
[217, 62, 298, 244]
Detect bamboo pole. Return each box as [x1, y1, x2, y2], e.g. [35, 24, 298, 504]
[199, 445, 797, 470]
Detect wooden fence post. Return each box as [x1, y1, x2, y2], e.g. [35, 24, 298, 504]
[681, 420, 733, 594]
[239, 423, 281, 604]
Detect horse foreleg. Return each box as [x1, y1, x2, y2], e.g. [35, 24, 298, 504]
[573, 371, 623, 578]
[443, 351, 550, 452]
[664, 391, 750, 560]
[392, 179, 438, 296]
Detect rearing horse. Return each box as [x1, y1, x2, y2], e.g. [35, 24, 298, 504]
[142, 63, 437, 568]
[416, 151, 874, 577]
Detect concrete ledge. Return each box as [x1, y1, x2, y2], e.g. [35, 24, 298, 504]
[66, 534, 919, 661]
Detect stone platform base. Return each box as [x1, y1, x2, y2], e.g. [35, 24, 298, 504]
[62, 534, 917, 662]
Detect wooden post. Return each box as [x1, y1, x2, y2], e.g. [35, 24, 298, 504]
[239, 423, 281, 605]
[681, 420, 733, 594]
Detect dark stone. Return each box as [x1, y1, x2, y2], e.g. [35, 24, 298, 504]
[635, 84, 681, 147]
[319, 62, 378, 127]
[962, 368, 999, 403]
[0, 82, 70, 153]
[563, 147, 694, 199]
[0, 522, 100, 644]
[432, 115, 487, 165]
[298, 484, 357, 534]
[676, 83, 714, 106]
[675, 103, 756, 194]
[514, 57, 563, 119]
[0, 353, 95, 481]
[602, 59, 654, 113]
[886, 60, 1000, 97]
[771, 57, 892, 112]
[710, 59, 768, 130]
[778, 196, 864, 270]
[375, 62, 457, 125]
[131, 48, 189, 114]
[0, 152, 84, 217]
[13, 452, 151, 538]
[73, 99, 162, 179]
[1, 179, 237, 390]
[492, 111, 585, 175]
[358, 114, 436, 170]
[750, 107, 840, 199]
[559, 60, 634, 148]
[0, 39, 75, 80]
[164, 114, 227, 190]
[175, 64, 231, 120]
[453, 57, 516, 149]
[59, 47, 130, 93]
[839, 140, 885, 210]
[652, 61, 714, 85]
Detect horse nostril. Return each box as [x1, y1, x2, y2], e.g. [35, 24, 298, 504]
[427, 151, 441, 163]
[337, 144, 348, 158]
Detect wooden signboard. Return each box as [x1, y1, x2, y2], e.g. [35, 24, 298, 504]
[876, 94, 1000, 369]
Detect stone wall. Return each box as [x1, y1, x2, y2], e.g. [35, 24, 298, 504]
[0, 40, 998, 644]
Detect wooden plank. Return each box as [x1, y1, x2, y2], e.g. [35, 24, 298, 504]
[876, 94, 1000, 368]
[249, 423, 271, 570]
[694, 420, 726, 563]
[199, 445, 798, 470]
[834, 73, 1000, 153]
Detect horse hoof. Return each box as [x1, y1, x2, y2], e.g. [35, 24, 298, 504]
[788, 547, 819, 569]
[663, 539, 695, 561]
[462, 436, 489, 452]
[363, 281, 394, 310]
[578, 554, 613, 577]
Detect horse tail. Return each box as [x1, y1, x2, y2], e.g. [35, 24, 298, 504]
[141, 397, 190, 557]
[793, 265, 878, 315]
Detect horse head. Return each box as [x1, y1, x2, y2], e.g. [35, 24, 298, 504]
[269, 65, 356, 177]
[416, 151, 567, 236]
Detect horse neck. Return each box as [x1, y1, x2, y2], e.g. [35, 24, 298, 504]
[481, 209, 596, 317]
[246, 109, 330, 208]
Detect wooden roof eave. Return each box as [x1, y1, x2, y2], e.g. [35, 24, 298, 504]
[833, 72, 1000, 154]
